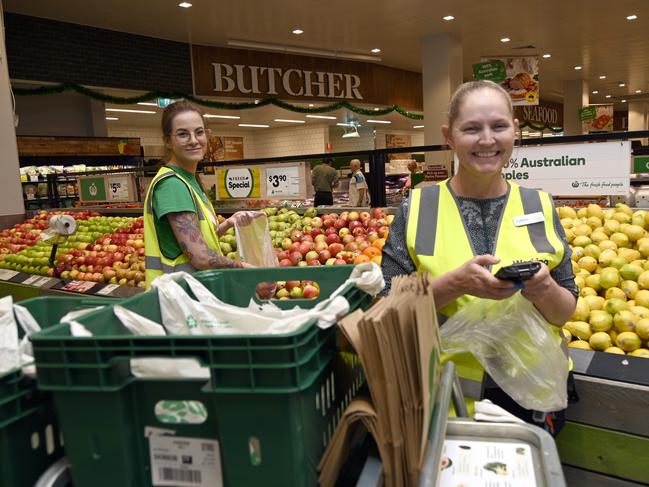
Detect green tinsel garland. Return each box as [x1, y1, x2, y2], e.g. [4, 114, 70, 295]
[12, 82, 424, 120]
[519, 120, 563, 133]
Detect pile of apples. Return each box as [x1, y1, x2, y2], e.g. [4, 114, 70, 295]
[273, 280, 320, 300]
[271, 208, 392, 267]
[56, 217, 146, 287]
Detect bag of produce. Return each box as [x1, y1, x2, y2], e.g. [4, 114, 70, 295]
[441, 293, 568, 412]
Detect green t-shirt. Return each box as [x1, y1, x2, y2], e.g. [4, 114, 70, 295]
[152, 166, 210, 260]
[311, 164, 338, 192]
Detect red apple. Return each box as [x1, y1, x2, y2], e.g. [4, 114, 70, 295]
[281, 238, 293, 250]
[334, 219, 347, 230]
[352, 227, 366, 237]
[323, 218, 335, 229]
[345, 242, 359, 252]
[290, 241, 302, 253]
[279, 258, 293, 267]
[311, 217, 323, 228]
[360, 211, 370, 221]
[277, 250, 290, 261]
[318, 249, 332, 263]
[348, 211, 360, 221]
[326, 233, 341, 245]
[305, 250, 319, 262]
[315, 241, 329, 252]
[307, 259, 321, 266]
[328, 243, 344, 256]
[348, 220, 363, 232]
[314, 234, 327, 243]
[300, 234, 314, 243]
[378, 226, 390, 238]
[325, 258, 337, 266]
[289, 251, 303, 265]
[298, 242, 314, 255]
[338, 227, 351, 237]
[290, 230, 303, 242]
[324, 226, 338, 236]
[372, 208, 385, 219]
[285, 280, 301, 291]
[302, 284, 320, 298]
[342, 234, 355, 244]
[310, 227, 323, 238]
[334, 259, 347, 265]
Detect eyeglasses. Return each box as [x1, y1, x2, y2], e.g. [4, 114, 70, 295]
[173, 128, 208, 143]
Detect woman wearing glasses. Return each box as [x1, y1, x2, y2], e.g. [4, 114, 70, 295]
[143, 100, 260, 288]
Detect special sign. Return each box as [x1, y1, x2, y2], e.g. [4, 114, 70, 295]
[217, 168, 260, 199]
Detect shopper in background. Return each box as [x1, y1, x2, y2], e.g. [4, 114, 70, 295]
[143, 100, 260, 288]
[348, 159, 370, 207]
[403, 160, 423, 193]
[311, 158, 339, 206]
[380, 80, 578, 435]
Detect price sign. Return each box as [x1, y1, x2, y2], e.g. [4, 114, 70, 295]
[0, 269, 19, 280]
[96, 284, 120, 296]
[266, 166, 301, 197]
[107, 175, 130, 201]
[22, 275, 43, 286]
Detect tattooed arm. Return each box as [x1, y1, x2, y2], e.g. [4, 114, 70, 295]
[167, 211, 242, 269]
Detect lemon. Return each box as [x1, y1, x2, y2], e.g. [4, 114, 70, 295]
[605, 287, 627, 301]
[616, 331, 641, 352]
[635, 318, 649, 340]
[569, 340, 592, 350]
[604, 346, 626, 355]
[589, 332, 613, 351]
[588, 310, 613, 332]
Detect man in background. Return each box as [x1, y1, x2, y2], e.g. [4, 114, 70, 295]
[348, 159, 369, 207]
[311, 158, 338, 206]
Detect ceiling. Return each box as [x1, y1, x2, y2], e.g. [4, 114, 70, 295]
[5, 0, 649, 131]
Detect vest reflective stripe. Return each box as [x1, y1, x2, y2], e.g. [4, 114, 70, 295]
[143, 166, 222, 289]
[406, 180, 568, 400]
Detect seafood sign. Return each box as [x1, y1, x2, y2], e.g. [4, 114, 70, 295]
[474, 56, 539, 106]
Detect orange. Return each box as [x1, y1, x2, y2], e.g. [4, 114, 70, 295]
[353, 254, 370, 264]
[363, 246, 381, 258]
[371, 255, 382, 265]
[373, 238, 386, 250]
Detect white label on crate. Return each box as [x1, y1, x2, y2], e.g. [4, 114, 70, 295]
[95, 284, 120, 296]
[149, 435, 223, 487]
[0, 269, 19, 280]
[265, 165, 300, 197]
[439, 439, 536, 487]
[22, 275, 43, 286]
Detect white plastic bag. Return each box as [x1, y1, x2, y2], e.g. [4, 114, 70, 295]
[0, 296, 20, 375]
[234, 213, 278, 267]
[441, 294, 568, 412]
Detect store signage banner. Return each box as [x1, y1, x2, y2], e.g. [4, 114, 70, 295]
[192, 45, 422, 109]
[453, 141, 630, 195]
[266, 166, 301, 197]
[217, 168, 260, 199]
[385, 134, 412, 160]
[79, 177, 106, 202]
[581, 104, 614, 132]
[478, 56, 539, 106]
[633, 156, 649, 174]
[205, 136, 244, 162]
[514, 99, 562, 127]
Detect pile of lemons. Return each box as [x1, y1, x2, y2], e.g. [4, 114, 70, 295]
[561, 203, 649, 358]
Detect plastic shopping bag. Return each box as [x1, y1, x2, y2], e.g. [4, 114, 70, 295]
[234, 213, 278, 267]
[0, 296, 20, 375]
[440, 294, 568, 412]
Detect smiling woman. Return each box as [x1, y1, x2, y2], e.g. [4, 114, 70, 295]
[142, 100, 262, 288]
[379, 80, 579, 434]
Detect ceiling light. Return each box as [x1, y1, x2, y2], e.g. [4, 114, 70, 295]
[374, 107, 380, 111]
[574, 66, 582, 70]
[306, 114, 336, 120]
[238, 123, 269, 128]
[636, 90, 642, 93]
[622, 99, 627, 103]
[413, 125, 424, 129]
[500, 37, 510, 43]
[371, 48, 381, 53]
[342, 128, 360, 139]
[308, 104, 314, 107]
[366, 119, 391, 124]
[542, 53, 551, 58]
[592, 90, 599, 94]
[203, 114, 240, 119]
[605, 95, 612, 98]
[599, 75, 606, 79]
[105, 117, 119, 120]
[178, 2, 192, 8]
[274, 119, 305, 123]
[292, 29, 304, 35]
[137, 102, 157, 106]
[227, 39, 381, 62]
[626, 14, 638, 20]
[619, 82, 626, 87]
[105, 108, 156, 114]
[337, 122, 362, 127]
[443, 15, 454, 21]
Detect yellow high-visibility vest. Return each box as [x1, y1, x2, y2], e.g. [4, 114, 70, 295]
[143, 166, 222, 288]
[406, 179, 568, 400]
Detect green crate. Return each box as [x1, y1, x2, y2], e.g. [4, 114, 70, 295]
[31, 265, 372, 487]
[0, 296, 115, 487]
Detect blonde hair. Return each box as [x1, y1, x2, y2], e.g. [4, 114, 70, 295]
[447, 80, 514, 129]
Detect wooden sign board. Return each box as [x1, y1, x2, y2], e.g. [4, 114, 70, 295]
[17, 136, 141, 157]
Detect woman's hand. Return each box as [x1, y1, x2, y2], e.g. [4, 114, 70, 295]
[519, 263, 577, 324]
[519, 263, 553, 304]
[218, 211, 264, 236]
[453, 254, 520, 300]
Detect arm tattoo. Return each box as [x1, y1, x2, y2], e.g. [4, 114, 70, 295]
[171, 212, 235, 269]
[205, 247, 236, 268]
[170, 212, 203, 243]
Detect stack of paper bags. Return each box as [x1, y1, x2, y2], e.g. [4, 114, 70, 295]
[318, 273, 442, 487]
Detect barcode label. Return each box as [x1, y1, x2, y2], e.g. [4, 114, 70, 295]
[159, 467, 202, 484]
[154, 454, 178, 462]
[148, 433, 222, 487]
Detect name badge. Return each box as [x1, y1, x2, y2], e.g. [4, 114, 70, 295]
[513, 212, 545, 227]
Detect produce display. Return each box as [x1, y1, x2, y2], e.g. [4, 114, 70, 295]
[562, 203, 649, 358]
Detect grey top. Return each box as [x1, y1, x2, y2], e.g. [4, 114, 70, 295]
[380, 190, 579, 298]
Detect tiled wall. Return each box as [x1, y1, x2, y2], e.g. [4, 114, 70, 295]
[328, 126, 375, 153]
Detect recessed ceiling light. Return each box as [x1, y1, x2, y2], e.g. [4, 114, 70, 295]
[605, 95, 612, 98]
[308, 104, 314, 107]
[105, 117, 119, 120]
[619, 82, 626, 87]
[374, 107, 380, 111]
[203, 114, 240, 119]
[443, 15, 455, 21]
[574, 66, 582, 70]
[599, 75, 607, 79]
[178, 2, 192, 8]
[371, 48, 381, 53]
[137, 102, 157, 106]
[274, 119, 305, 123]
[636, 90, 642, 93]
[292, 29, 304, 35]
[336, 122, 361, 127]
[105, 108, 156, 114]
[622, 99, 627, 103]
[500, 37, 510, 43]
[542, 53, 551, 58]
[413, 125, 424, 129]
[306, 114, 336, 120]
[592, 90, 599, 94]
[626, 14, 638, 20]
[366, 119, 391, 124]
[238, 123, 269, 128]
